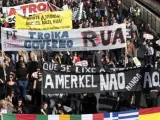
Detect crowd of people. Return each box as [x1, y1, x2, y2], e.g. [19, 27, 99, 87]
[0, 0, 160, 116]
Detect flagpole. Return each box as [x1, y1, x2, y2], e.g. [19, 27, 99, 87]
[78, 2, 83, 20]
[124, 46, 127, 68]
[41, 58, 44, 108]
[1, 27, 7, 98]
[124, 25, 127, 68]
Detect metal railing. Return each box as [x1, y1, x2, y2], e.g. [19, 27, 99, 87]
[122, 0, 160, 34]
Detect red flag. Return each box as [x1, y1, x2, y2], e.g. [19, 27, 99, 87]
[16, 114, 36, 120]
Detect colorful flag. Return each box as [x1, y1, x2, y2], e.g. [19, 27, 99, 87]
[80, 114, 104, 120]
[104, 112, 118, 120]
[3, 107, 160, 120]
[2, 113, 103, 120]
[118, 110, 139, 120]
[2, 114, 62, 120]
[139, 107, 160, 120]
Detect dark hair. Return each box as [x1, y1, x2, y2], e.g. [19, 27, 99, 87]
[38, 72, 42, 76]
[9, 90, 14, 95]
[20, 62, 25, 68]
[37, 67, 41, 71]
[9, 73, 14, 76]
[19, 55, 24, 61]
[4, 59, 8, 63]
[42, 102, 48, 106]
[17, 98, 23, 107]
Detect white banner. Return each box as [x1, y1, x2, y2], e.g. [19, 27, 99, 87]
[1, 24, 126, 51]
[75, 60, 88, 66]
[2, 2, 50, 23]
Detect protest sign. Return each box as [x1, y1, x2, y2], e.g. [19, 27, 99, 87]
[3, 2, 49, 16]
[133, 57, 141, 67]
[6, 16, 15, 23]
[1, 24, 126, 51]
[75, 60, 88, 66]
[43, 63, 160, 93]
[126, 24, 132, 39]
[15, 10, 72, 30]
[2, 2, 50, 23]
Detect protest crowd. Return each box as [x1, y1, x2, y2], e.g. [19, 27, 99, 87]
[0, 0, 160, 118]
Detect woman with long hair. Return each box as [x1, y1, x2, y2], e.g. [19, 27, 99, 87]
[72, 52, 80, 65]
[16, 55, 26, 70]
[6, 73, 19, 97]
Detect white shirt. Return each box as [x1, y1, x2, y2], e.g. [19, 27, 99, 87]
[148, 47, 154, 56]
[1, 109, 7, 113]
[32, 72, 38, 79]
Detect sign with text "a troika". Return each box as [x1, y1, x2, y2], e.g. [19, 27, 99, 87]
[2, 2, 51, 23]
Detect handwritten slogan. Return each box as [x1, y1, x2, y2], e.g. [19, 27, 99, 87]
[15, 10, 72, 30]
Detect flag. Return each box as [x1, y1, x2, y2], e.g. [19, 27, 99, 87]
[118, 110, 139, 120]
[72, 2, 83, 20]
[81, 114, 104, 120]
[37, 114, 70, 120]
[139, 107, 160, 120]
[104, 112, 118, 120]
[2, 113, 103, 120]
[70, 115, 81, 120]
[2, 114, 68, 120]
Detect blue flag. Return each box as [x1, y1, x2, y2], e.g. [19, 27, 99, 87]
[118, 110, 139, 120]
[104, 112, 118, 120]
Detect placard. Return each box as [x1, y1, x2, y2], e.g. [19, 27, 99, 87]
[15, 10, 72, 30]
[1, 24, 126, 51]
